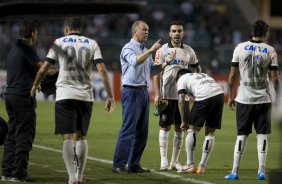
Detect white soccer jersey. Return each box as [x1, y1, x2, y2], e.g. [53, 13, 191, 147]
[154, 42, 199, 99]
[232, 40, 278, 104]
[177, 73, 223, 101]
[46, 34, 103, 102]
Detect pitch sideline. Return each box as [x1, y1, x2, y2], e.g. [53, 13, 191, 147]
[33, 144, 215, 184]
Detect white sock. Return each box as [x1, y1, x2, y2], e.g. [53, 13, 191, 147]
[75, 140, 88, 181]
[159, 130, 169, 165]
[198, 135, 214, 167]
[232, 135, 247, 173]
[185, 129, 196, 165]
[63, 140, 76, 183]
[257, 134, 268, 173]
[170, 131, 183, 164]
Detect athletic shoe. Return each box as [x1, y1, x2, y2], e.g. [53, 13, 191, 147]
[1, 176, 11, 181]
[10, 176, 34, 182]
[168, 162, 182, 171]
[112, 167, 128, 174]
[225, 173, 239, 180]
[160, 162, 169, 171]
[177, 163, 196, 173]
[196, 165, 206, 174]
[257, 172, 266, 180]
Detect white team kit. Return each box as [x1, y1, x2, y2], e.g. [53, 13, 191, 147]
[46, 33, 103, 102]
[232, 40, 278, 104]
[154, 43, 199, 100]
[177, 73, 223, 101]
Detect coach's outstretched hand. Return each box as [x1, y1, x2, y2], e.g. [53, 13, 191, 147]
[105, 97, 116, 113]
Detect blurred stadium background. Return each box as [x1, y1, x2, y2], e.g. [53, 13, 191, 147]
[0, 0, 281, 101]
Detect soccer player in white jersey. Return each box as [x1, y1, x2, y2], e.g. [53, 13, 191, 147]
[176, 69, 224, 174]
[225, 20, 280, 180]
[153, 22, 201, 171]
[31, 17, 115, 184]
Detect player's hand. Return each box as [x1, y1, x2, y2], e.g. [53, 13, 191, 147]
[105, 97, 115, 113]
[228, 97, 236, 110]
[165, 49, 176, 65]
[154, 95, 162, 107]
[180, 122, 188, 131]
[149, 39, 161, 53]
[30, 84, 41, 97]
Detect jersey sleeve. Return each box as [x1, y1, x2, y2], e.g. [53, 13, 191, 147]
[187, 47, 199, 65]
[231, 45, 240, 65]
[46, 39, 59, 64]
[177, 76, 188, 94]
[154, 48, 162, 64]
[269, 47, 279, 70]
[92, 40, 103, 61]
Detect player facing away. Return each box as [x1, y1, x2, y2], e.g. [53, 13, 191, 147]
[225, 20, 280, 180]
[31, 17, 115, 184]
[176, 69, 224, 174]
[153, 21, 201, 171]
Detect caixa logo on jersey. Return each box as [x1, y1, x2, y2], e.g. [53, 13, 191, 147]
[171, 59, 189, 67]
[91, 72, 113, 101]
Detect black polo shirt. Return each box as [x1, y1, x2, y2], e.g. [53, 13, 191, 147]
[5, 39, 41, 96]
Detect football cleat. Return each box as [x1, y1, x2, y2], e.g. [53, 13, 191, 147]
[225, 173, 239, 180]
[177, 163, 196, 173]
[168, 162, 183, 171]
[257, 172, 266, 180]
[160, 162, 169, 171]
[195, 165, 206, 174]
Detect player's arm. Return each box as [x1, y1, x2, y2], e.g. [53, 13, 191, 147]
[96, 62, 115, 113]
[178, 92, 188, 130]
[153, 74, 161, 106]
[227, 65, 239, 110]
[195, 64, 202, 73]
[31, 61, 52, 96]
[271, 69, 280, 95]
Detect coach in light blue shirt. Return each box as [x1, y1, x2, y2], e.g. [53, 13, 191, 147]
[113, 20, 176, 173]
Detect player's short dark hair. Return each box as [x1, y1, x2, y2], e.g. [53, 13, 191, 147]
[176, 68, 192, 82]
[169, 21, 184, 30]
[64, 17, 83, 32]
[251, 20, 269, 37]
[18, 20, 37, 39]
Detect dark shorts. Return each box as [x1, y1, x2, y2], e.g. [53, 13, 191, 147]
[189, 94, 224, 129]
[55, 99, 93, 135]
[236, 102, 271, 135]
[159, 100, 190, 127]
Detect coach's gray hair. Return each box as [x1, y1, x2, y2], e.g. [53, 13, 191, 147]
[131, 20, 147, 36]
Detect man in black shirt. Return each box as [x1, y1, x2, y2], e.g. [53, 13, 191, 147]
[1, 21, 57, 182]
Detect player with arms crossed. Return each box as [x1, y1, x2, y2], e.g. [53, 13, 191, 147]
[154, 22, 201, 171]
[225, 20, 280, 180]
[31, 17, 115, 184]
[176, 69, 224, 174]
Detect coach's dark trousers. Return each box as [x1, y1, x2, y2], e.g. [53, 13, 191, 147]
[113, 87, 149, 170]
[2, 95, 36, 178]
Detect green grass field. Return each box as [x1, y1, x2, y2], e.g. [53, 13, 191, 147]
[0, 100, 281, 184]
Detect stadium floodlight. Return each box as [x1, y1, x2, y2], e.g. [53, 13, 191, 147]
[0, 0, 147, 20]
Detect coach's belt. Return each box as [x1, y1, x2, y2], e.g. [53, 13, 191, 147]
[123, 85, 147, 90]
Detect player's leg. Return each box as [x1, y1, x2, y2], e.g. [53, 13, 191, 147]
[254, 103, 271, 180]
[56, 100, 78, 184]
[198, 94, 224, 174]
[169, 100, 186, 170]
[74, 101, 92, 183]
[159, 126, 170, 171]
[177, 125, 198, 173]
[225, 102, 253, 180]
[196, 127, 215, 174]
[158, 100, 173, 171]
